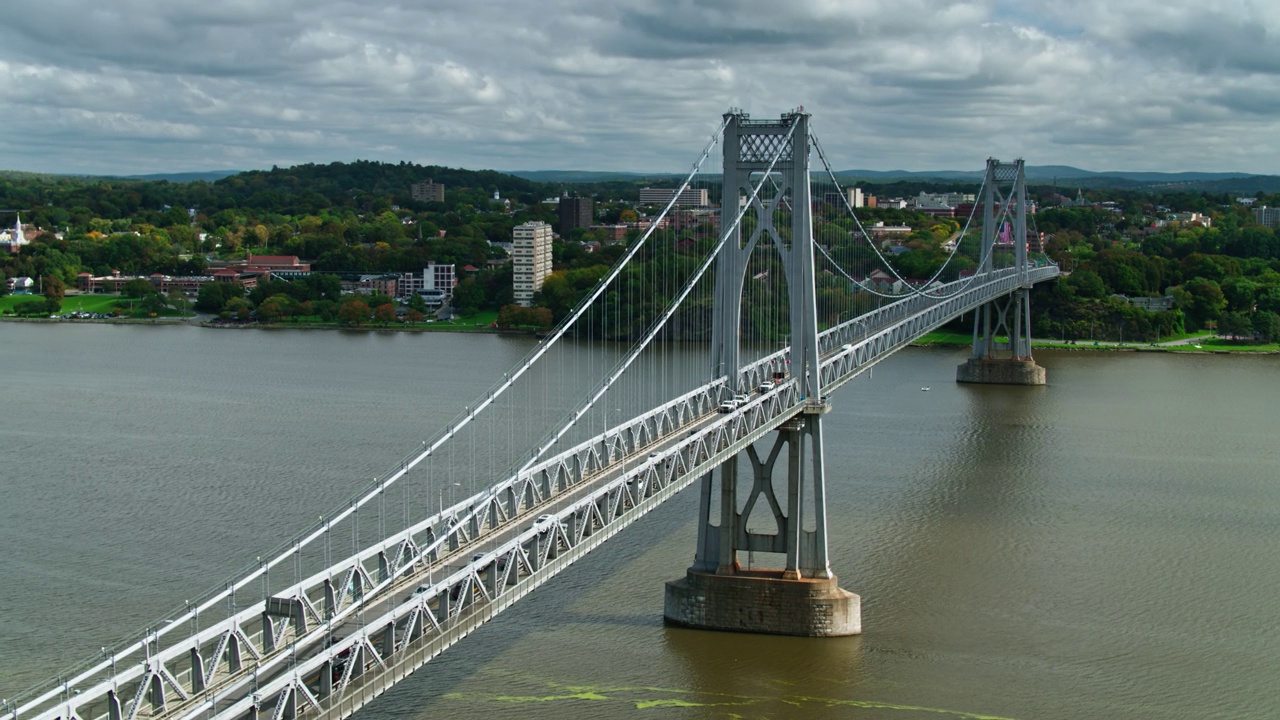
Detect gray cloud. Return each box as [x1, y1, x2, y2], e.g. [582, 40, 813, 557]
[0, 0, 1277, 175]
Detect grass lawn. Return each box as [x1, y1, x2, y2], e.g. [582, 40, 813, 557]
[914, 330, 971, 346]
[0, 294, 47, 313]
[59, 294, 136, 313]
[1, 293, 198, 318]
[2, 293, 136, 315]
[1197, 337, 1280, 352]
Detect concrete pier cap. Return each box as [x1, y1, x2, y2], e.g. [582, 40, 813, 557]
[664, 568, 861, 637]
[956, 357, 1046, 386]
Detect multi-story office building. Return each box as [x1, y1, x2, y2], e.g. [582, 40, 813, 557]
[638, 187, 709, 207]
[398, 262, 456, 305]
[512, 221, 553, 306]
[558, 196, 594, 236]
[410, 180, 446, 203]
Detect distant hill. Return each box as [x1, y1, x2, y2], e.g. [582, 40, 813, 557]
[832, 165, 1271, 191]
[206, 161, 552, 213]
[508, 170, 682, 183]
[513, 165, 1275, 193]
[125, 170, 243, 183]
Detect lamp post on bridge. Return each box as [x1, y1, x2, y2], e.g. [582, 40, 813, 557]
[438, 482, 460, 516]
[614, 408, 629, 478]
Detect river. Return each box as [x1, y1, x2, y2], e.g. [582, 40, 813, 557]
[1, 323, 1276, 720]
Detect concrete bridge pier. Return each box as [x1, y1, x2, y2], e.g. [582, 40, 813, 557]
[664, 412, 860, 636]
[956, 287, 1046, 386]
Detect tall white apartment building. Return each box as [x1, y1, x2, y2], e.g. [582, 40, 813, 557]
[512, 221, 553, 306]
[1254, 206, 1280, 229]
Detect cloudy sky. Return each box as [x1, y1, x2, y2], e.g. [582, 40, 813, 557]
[1, 0, 1278, 176]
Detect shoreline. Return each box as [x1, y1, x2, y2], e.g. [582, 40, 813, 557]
[911, 340, 1279, 355]
[0, 315, 538, 336]
[6, 316, 1276, 353]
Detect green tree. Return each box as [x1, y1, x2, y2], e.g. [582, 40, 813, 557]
[196, 282, 242, 313]
[123, 278, 159, 298]
[1253, 311, 1280, 342]
[1219, 311, 1252, 340]
[1180, 278, 1227, 330]
[451, 276, 483, 315]
[312, 300, 338, 322]
[224, 296, 254, 321]
[16, 298, 50, 316]
[1061, 269, 1107, 300]
[140, 293, 167, 315]
[256, 296, 288, 323]
[167, 287, 190, 312]
[300, 274, 343, 302]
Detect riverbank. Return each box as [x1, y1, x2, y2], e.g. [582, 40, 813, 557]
[913, 330, 1280, 353]
[7, 315, 1278, 352]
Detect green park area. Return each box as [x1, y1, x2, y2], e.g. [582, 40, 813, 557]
[0, 293, 193, 319]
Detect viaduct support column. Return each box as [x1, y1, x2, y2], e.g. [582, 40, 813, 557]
[957, 158, 1046, 386]
[664, 109, 859, 636]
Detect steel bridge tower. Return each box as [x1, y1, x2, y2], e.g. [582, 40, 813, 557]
[664, 110, 860, 636]
[956, 158, 1047, 385]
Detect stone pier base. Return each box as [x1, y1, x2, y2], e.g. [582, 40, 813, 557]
[956, 357, 1046, 386]
[664, 569, 861, 636]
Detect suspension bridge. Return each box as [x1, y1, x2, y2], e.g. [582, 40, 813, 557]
[2, 109, 1059, 720]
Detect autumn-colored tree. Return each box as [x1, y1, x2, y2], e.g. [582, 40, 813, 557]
[43, 274, 65, 306]
[496, 304, 553, 330]
[404, 309, 425, 323]
[338, 298, 370, 326]
[496, 304, 521, 328]
[373, 302, 398, 324]
[531, 307, 553, 329]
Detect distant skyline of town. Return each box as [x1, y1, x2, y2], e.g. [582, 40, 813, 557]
[2, 0, 1278, 177]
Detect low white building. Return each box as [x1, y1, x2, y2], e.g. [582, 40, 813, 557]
[6, 275, 34, 292]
